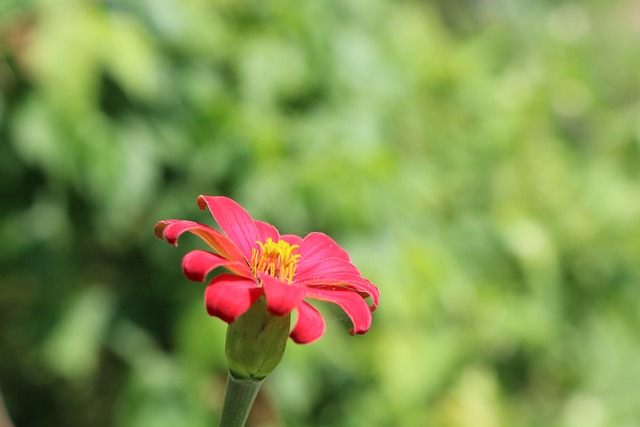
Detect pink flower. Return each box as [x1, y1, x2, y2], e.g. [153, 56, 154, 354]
[155, 196, 379, 344]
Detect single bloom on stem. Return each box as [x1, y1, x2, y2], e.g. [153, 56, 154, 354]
[156, 195, 380, 426]
[155, 195, 379, 346]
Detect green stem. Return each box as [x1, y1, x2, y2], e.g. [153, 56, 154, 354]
[220, 371, 264, 427]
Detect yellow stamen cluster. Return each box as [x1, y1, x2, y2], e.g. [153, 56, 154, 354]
[250, 238, 300, 284]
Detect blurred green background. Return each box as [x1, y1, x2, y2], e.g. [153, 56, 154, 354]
[1, 0, 640, 426]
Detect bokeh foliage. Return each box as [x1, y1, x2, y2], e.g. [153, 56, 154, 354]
[2, 0, 640, 426]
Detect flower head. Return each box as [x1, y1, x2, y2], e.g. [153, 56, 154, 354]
[155, 195, 379, 344]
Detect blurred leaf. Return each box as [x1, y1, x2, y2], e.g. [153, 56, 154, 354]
[43, 286, 115, 383]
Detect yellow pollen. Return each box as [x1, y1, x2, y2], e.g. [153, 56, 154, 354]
[250, 238, 300, 283]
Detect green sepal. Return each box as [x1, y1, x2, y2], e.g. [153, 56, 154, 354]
[225, 296, 290, 380]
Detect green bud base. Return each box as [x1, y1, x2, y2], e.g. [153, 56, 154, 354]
[225, 296, 290, 380]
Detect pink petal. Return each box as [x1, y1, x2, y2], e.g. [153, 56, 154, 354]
[295, 232, 351, 274]
[255, 220, 280, 243]
[293, 254, 379, 310]
[260, 273, 307, 316]
[155, 220, 245, 262]
[305, 287, 372, 335]
[293, 257, 362, 282]
[290, 302, 326, 344]
[182, 250, 252, 282]
[204, 274, 263, 323]
[300, 278, 379, 310]
[280, 234, 303, 247]
[197, 196, 259, 259]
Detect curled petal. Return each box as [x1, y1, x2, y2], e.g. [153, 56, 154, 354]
[155, 220, 245, 262]
[305, 287, 372, 335]
[290, 302, 326, 344]
[293, 257, 379, 309]
[295, 232, 351, 274]
[300, 278, 379, 310]
[198, 196, 259, 259]
[205, 274, 263, 323]
[182, 250, 252, 282]
[260, 273, 307, 316]
[292, 255, 377, 308]
[154, 221, 169, 239]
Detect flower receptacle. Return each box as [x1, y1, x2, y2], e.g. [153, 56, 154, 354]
[225, 296, 290, 380]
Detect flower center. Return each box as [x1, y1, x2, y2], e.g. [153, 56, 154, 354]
[250, 238, 300, 283]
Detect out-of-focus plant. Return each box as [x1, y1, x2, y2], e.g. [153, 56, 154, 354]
[1, 0, 640, 426]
